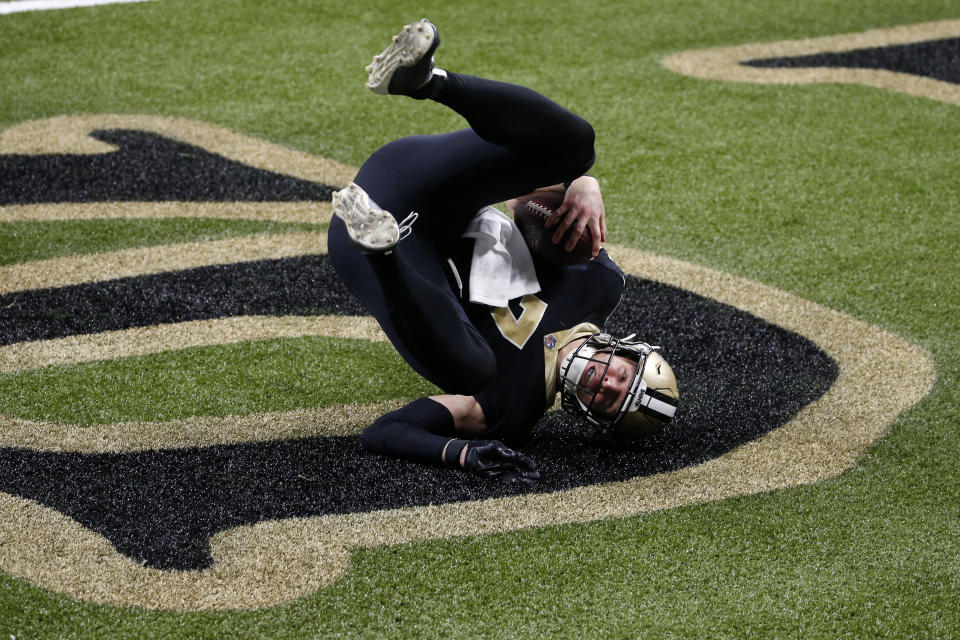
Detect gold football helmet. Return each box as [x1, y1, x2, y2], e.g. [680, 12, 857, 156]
[559, 333, 679, 441]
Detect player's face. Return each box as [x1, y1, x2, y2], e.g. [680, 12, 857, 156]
[576, 352, 639, 417]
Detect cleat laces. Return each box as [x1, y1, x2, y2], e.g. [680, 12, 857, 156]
[396, 211, 419, 242]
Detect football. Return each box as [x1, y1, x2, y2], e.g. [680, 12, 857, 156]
[513, 190, 594, 265]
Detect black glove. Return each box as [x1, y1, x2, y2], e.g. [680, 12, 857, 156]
[459, 440, 540, 486]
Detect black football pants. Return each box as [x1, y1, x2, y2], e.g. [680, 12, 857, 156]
[328, 71, 595, 394]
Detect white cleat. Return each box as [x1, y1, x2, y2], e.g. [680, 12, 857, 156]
[365, 18, 440, 96]
[332, 182, 418, 252]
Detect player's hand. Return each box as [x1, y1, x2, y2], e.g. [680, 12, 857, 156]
[546, 176, 607, 258]
[461, 440, 540, 486]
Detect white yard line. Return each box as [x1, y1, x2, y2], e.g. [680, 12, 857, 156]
[0, 0, 153, 15]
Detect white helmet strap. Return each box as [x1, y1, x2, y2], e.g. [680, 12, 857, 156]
[627, 376, 678, 421]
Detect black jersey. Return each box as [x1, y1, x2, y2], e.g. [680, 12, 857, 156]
[458, 248, 625, 444]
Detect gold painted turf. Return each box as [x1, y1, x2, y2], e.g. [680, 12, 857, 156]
[0, 231, 326, 294]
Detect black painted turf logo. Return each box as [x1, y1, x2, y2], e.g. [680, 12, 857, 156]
[0, 109, 934, 610]
[662, 18, 960, 108]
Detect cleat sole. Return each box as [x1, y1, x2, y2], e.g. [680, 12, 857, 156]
[365, 18, 438, 95]
[332, 183, 401, 251]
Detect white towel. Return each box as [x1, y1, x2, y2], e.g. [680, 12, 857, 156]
[461, 206, 541, 307]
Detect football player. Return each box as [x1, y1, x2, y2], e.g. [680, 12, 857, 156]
[328, 19, 678, 485]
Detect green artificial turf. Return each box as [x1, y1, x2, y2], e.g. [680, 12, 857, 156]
[0, 337, 437, 424]
[1, 0, 959, 638]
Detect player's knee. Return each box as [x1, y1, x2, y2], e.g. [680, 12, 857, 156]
[555, 116, 595, 175]
[568, 117, 595, 154]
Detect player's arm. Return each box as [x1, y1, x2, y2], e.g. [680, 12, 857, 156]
[360, 396, 539, 484]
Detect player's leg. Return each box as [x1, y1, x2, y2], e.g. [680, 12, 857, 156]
[434, 72, 595, 171]
[364, 19, 595, 211]
[331, 122, 562, 395]
[329, 184, 495, 394]
[365, 18, 593, 158]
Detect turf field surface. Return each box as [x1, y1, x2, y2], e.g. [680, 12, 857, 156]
[1, 0, 958, 637]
